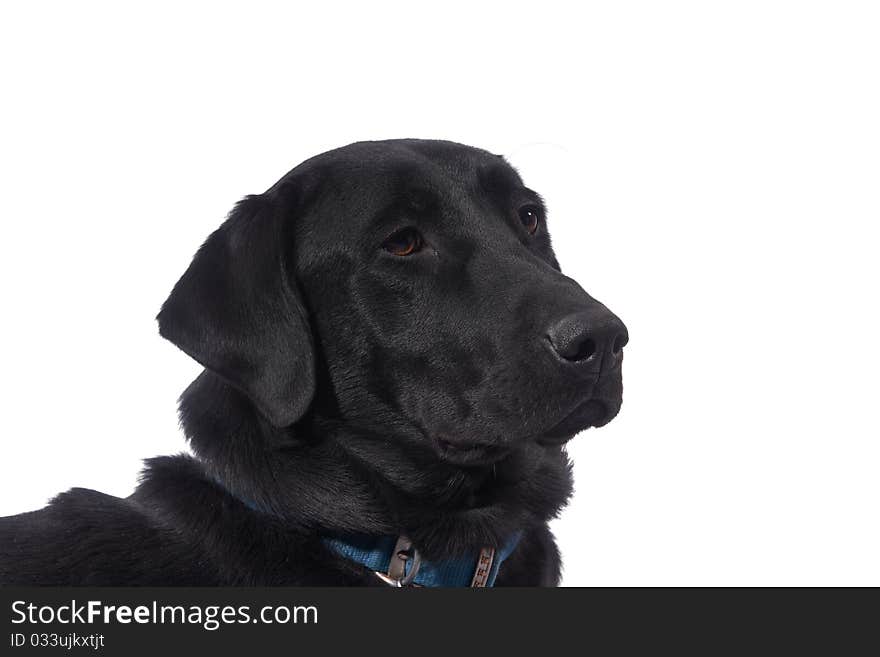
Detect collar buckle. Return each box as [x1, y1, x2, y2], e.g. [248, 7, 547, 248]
[374, 535, 422, 587]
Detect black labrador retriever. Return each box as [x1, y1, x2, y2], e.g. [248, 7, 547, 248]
[0, 139, 627, 586]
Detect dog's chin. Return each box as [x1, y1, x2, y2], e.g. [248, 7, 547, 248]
[535, 396, 622, 446]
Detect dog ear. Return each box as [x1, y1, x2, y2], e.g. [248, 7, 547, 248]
[157, 189, 315, 427]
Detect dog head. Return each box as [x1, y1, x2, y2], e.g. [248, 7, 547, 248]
[159, 139, 627, 466]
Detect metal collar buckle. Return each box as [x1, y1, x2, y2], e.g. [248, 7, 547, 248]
[374, 535, 422, 587]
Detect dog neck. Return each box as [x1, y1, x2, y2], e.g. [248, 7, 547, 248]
[175, 370, 572, 559]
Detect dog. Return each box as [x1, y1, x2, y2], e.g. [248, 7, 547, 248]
[0, 139, 627, 586]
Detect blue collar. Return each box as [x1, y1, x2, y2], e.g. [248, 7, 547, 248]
[324, 533, 522, 587]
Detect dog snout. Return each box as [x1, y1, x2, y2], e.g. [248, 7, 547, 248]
[546, 309, 628, 372]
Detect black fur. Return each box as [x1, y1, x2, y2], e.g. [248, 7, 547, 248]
[0, 139, 627, 586]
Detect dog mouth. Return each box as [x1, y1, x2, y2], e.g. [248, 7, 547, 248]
[431, 378, 623, 461]
[535, 397, 617, 446]
[434, 437, 511, 466]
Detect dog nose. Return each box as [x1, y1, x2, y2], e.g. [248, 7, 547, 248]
[547, 310, 628, 368]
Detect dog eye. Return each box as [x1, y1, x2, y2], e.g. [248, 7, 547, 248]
[382, 227, 424, 256]
[518, 205, 542, 234]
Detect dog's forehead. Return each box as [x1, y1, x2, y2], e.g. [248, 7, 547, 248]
[292, 139, 525, 207]
[278, 140, 533, 251]
[324, 139, 514, 174]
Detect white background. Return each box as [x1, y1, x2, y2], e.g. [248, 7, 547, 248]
[1, 2, 877, 586]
